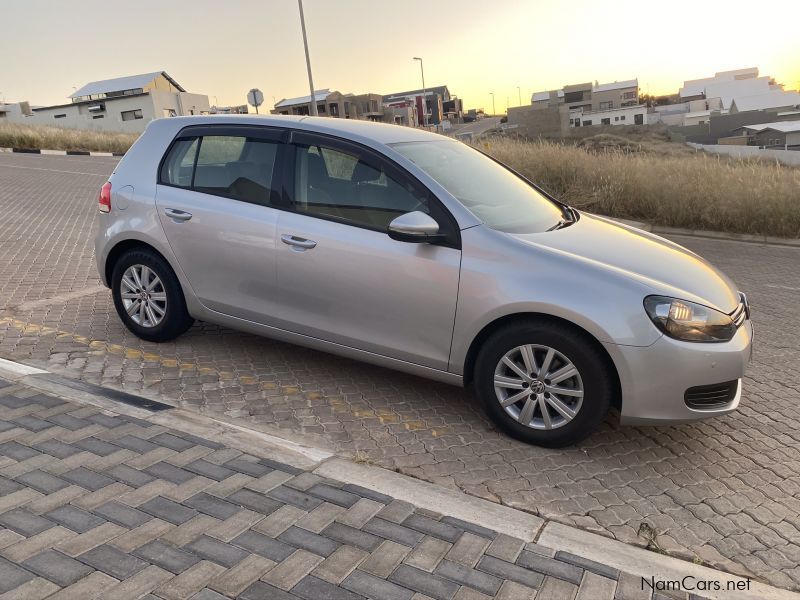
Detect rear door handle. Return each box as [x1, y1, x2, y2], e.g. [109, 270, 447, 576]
[281, 234, 317, 250]
[164, 208, 192, 222]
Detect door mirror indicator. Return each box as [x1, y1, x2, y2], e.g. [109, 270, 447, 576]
[388, 211, 442, 243]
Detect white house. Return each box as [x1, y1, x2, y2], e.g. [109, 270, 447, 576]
[0, 72, 210, 133]
[569, 104, 649, 128]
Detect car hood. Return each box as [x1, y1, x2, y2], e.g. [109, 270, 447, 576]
[509, 212, 741, 313]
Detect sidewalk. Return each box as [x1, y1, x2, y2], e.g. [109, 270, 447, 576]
[0, 368, 795, 600]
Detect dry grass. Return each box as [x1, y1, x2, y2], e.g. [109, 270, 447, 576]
[0, 122, 138, 154]
[479, 137, 800, 238]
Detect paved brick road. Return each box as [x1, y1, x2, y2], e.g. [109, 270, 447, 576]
[1, 152, 799, 589]
[0, 378, 692, 600]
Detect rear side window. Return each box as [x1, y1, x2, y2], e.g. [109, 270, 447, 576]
[159, 134, 279, 207]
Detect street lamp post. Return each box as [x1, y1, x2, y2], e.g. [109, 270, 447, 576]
[413, 57, 427, 127]
[297, 0, 318, 116]
[489, 92, 495, 116]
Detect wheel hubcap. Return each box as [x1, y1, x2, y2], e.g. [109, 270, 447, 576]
[493, 344, 584, 430]
[120, 265, 167, 328]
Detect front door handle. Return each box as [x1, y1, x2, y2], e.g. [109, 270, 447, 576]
[281, 234, 317, 250]
[164, 208, 192, 222]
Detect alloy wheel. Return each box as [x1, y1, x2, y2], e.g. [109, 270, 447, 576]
[493, 344, 584, 430]
[120, 264, 167, 328]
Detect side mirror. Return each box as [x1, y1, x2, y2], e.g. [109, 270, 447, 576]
[388, 211, 441, 243]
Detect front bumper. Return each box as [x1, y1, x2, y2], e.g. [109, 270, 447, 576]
[605, 320, 752, 425]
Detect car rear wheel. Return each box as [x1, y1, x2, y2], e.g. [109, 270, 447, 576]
[474, 320, 612, 447]
[111, 248, 194, 342]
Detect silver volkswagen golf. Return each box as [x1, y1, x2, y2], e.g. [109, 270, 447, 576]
[95, 115, 752, 447]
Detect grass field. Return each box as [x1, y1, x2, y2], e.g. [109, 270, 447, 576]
[479, 136, 800, 238]
[2, 121, 798, 238]
[0, 122, 138, 154]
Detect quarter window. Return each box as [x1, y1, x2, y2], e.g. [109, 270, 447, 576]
[293, 143, 429, 230]
[160, 138, 199, 188]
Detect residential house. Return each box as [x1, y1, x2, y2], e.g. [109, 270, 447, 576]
[383, 85, 452, 125]
[271, 89, 385, 121]
[0, 72, 210, 133]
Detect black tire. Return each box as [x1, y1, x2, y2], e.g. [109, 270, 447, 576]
[474, 319, 612, 447]
[111, 248, 194, 343]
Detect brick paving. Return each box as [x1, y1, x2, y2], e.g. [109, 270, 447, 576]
[0, 379, 694, 600]
[1, 152, 800, 590]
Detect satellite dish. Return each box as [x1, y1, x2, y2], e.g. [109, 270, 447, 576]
[247, 88, 264, 113]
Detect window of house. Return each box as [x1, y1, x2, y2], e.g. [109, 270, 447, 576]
[54, 114, 66, 119]
[620, 115, 626, 121]
[92, 115, 104, 119]
[614, 117, 619, 121]
[121, 109, 143, 121]
[601, 118, 611, 125]
[623, 91, 637, 99]
[599, 101, 613, 110]
[582, 120, 592, 126]
[634, 113, 644, 125]
[293, 143, 428, 231]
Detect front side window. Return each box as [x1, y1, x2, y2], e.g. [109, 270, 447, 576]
[293, 143, 428, 230]
[391, 140, 563, 234]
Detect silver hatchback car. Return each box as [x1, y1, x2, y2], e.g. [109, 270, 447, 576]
[95, 115, 752, 447]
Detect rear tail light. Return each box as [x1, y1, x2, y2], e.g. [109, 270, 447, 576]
[98, 182, 112, 213]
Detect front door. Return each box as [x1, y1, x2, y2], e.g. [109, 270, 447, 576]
[155, 125, 287, 324]
[273, 133, 461, 371]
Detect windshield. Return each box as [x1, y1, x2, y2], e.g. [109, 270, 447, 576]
[391, 140, 566, 233]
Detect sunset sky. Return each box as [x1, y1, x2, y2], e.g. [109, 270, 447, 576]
[2, 0, 798, 112]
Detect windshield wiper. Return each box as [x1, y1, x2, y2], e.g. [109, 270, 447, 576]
[547, 205, 578, 231]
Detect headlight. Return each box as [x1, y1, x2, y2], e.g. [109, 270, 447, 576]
[644, 296, 737, 342]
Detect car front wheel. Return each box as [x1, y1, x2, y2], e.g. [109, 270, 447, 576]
[474, 320, 612, 447]
[111, 248, 194, 343]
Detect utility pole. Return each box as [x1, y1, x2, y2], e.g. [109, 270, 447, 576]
[413, 57, 427, 127]
[489, 92, 495, 116]
[517, 86, 522, 106]
[297, 0, 318, 116]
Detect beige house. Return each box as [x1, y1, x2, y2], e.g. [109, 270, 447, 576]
[0, 72, 210, 133]
[272, 89, 385, 120]
[532, 79, 639, 113]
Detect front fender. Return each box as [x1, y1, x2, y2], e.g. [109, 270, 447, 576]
[449, 226, 660, 375]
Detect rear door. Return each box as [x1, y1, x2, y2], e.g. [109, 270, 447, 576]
[155, 125, 288, 324]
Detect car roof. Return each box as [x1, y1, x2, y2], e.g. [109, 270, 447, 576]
[157, 114, 448, 146]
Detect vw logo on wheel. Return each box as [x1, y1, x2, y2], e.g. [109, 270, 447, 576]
[530, 380, 545, 394]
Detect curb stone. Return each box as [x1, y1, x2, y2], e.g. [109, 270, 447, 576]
[0, 146, 124, 157]
[606, 216, 800, 248]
